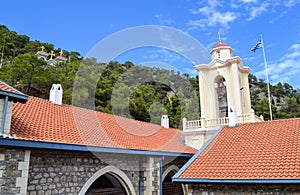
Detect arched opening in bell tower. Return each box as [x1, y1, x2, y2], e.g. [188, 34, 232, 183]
[215, 76, 228, 118]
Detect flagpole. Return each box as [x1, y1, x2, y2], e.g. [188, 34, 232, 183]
[260, 34, 273, 121]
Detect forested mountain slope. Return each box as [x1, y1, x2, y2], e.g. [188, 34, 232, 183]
[1, 24, 299, 128]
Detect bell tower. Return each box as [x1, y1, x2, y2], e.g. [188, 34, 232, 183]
[183, 34, 261, 150]
[195, 37, 252, 120]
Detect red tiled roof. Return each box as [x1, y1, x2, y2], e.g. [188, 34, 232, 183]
[213, 43, 229, 49]
[177, 119, 300, 180]
[0, 82, 18, 93]
[11, 96, 195, 154]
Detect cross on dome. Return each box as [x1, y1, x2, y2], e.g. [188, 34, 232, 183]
[218, 32, 222, 43]
[49, 50, 55, 60]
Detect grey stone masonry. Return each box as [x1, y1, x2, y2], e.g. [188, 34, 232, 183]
[142, 156, 160, 195]
[0, 147, 30, 195]
[27, 149, 142, 195]
[0, 146, 190, 195]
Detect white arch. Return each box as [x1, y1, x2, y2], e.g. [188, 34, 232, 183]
[162, 165, 180, 181]
[79, 165, 136, 195]
[162, 165, 190, 195]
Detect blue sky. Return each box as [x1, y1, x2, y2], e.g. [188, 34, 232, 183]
[1, 0, 300, 88]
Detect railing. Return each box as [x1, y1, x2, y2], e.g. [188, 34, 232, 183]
[205, 117, 229, 128]
[255, 115, 264, 122]
[185, 120, 201, 129]
[237, 114, 252, 123]
[184, 113, 258, 130]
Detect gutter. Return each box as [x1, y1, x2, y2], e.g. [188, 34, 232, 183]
[172, 178, 300, 184]
[0, 89, 28, 103]
[0, 138, 194, 157]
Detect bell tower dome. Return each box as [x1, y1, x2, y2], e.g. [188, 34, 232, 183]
[183, 34, 262, 150]
[210, 42, 233, 60]
[195, 35, 252, 122]
[210, 33, 233, 60]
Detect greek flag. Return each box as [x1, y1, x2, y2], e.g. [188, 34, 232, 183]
[251, 39, 262, 52]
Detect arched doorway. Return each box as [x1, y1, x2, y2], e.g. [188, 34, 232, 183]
[162, 165, 184, 195]
[215, 76, 228, 117]
[86, 173, 126, 195]
[79, 166, 136, 195]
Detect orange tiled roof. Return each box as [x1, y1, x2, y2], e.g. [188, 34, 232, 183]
[212, 43, 229, 49]
[0, 81, 18, 93]
[176, 119, 300, 180]
[11, 96, 195, 154]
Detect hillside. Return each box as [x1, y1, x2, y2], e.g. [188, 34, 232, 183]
[0, 24, 300, 128]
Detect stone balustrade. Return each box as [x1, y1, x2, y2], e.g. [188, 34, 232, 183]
[183, 110, 263, 131]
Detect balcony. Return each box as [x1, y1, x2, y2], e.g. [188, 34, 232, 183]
[183, 112, 263, 131]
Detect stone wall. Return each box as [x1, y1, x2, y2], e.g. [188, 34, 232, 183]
[0, 147, 190, 195]
[0, 147, 30, 195]
[142, 156, 160, 195]
[27, 149, 141, 195]
[190, 183, 300, 194]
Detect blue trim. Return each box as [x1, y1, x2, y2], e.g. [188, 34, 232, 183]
[1, 96, 8, 134]
[172, 178, 300, 184]
[172, 126, 224, 180]
[0, 90, 28, 102]
[0, 138, 194, 157]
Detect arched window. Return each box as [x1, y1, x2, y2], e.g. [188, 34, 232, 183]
[79, 166, 136, 195]
[215, 77, 228, 117]
[162, 165, 184, 195]
[86, 173, 126, 195]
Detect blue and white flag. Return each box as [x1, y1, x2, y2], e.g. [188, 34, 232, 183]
[251, 39, 262, 52]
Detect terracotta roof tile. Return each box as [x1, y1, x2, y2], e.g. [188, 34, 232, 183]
[0, 82, 18, 93]
[11, 96, 195, 154]
[213, 43, 229, 49]
[177, 119, 300, 179]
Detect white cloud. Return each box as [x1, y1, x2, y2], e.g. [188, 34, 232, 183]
[189, 1, 239, 30]
[188, 0, 300, 39]
[142, 48, 186, 63]
[290, 43, 300, 50]
[269, 10, 288, 23]
[246, 2, 270, 21]
[154, 14, 175, 25]
[254, 43, 300, 87]
[239, 0, 257, 3]
[284, 0, 296, 7]
[230, 0, 257, 9]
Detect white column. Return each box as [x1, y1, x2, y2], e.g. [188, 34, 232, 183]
[16, 150, 31, 195]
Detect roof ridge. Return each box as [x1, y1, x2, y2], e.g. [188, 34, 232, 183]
[12, 95, 195, 154]
[235, 117, 300, 127]
[28, 96, 182, 133]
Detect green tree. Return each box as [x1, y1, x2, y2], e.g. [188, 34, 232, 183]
[4, 53, 50, 94]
